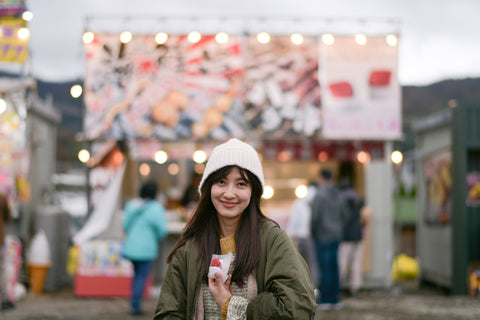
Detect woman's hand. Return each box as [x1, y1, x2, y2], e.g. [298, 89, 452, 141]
[208, 272, 232, 308]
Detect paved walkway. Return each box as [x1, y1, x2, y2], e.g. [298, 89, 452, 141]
[2, 284, 480, 320]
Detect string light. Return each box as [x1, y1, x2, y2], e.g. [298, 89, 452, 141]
[168, 163, 180, 175]
[322, 33, 335, 45]
[391, 150, 403, 164]
[188, 31, 201, 43]
[82, 31, 95, 44]
[155, 32, 168, 44]
[386, 34, 398, 47]
[356, 151, 371, 164]
[78, 149, 90, 163]
[22, 11, 33, 22]
[70, 85, 83, 98]
[139, 163, 151, 176]
[262, 185, 274, 199]
[194, 163, 205, 174]
[317, 151, 329, 162]
[154, 150, 168, 164]
[17, 27, 30, 40]
[295, 184, 308, 198]
[215, 32, 229, 44]
[355, 33, 367, 45]
[193, 150, 207, 163]
[290, 33, 304, 45]
[256, 32, 271, 44]
[120, 31, 133, 44]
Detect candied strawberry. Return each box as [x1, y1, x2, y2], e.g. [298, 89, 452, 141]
[211, 258, 221, 267]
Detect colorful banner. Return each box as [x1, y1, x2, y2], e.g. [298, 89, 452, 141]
[0, 18, 28, 63]
[423, 150, 451, 225]
[243, 35, 321, 138]
[83, 33, 401, 142]
[319, 36, 401, 140]
[83, 33, 245, 140]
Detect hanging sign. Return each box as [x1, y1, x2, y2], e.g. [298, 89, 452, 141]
[319, 36, 401, 140]
[0, 18, 28, 63]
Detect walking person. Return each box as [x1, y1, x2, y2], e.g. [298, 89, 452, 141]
[122, 181, 168, 316]
[154, 138, 316, 319]
[310, 169, 348, 310]
[0, 192, 14, 311]
[338, 177, 365, 297]
[286, 182, 319, 287]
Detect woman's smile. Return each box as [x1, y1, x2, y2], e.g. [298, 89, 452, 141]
[211, 166, 252, 228]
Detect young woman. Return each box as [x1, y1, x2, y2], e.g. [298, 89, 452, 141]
[154, 138, 316, 319]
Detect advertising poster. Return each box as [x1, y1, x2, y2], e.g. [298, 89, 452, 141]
[466, 172, 480, 206]
[423, 150, 451, 225]
[76, 240, 132, 277]
[319, 36, 401, 140]
[0, 0, 29, 63]
[83, 33, 246, 141]
[0, 87, 29, 201]
[243, 35, 321, 138]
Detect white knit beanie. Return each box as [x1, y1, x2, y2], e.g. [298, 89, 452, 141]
[198, 138, 264, 194]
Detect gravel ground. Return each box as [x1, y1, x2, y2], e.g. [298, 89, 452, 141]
[2, 283, 480, 320]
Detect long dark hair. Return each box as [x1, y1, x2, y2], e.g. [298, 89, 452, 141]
[167, 165, 275, 286]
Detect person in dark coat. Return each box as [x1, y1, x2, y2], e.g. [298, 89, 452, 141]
[310, 169, 348, 310]
[338, 177, 365, 297]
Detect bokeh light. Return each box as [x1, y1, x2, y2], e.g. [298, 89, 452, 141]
[262, 185, 274, 199]
[78, 149, 90, 163]
[295, 184, 308, 198]
[154, 150, 168, 164]
[139, 163, 151, 176]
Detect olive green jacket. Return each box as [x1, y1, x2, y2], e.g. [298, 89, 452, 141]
[154, 220, 317, 319]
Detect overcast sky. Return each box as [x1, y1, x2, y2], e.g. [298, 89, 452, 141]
[15, 0, 480, 86]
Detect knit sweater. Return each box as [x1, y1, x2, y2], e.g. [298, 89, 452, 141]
[201, 234, 249, 320]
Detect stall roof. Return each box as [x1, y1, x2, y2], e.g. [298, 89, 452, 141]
[0, 76, 35, 93]
[410, 108, 452, 133]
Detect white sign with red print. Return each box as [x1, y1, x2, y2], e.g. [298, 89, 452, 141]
[319, 36, 401, 140]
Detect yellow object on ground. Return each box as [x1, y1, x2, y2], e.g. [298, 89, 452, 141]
[392, 254, 419, 282]
[67, 245, 79, 275]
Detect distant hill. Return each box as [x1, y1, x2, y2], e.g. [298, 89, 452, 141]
[402, 77, 480, 124]
[400, 77, 480, 152]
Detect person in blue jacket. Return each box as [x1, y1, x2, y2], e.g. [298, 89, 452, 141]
[122, 180, 168, 315]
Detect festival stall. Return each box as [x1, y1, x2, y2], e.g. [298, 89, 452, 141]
[0, 0, 33, 297]
[412, 106, 480, 295]
[74, 17, 401, 294]
[1, 2, 68, 295]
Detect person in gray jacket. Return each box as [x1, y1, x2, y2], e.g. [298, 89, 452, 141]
[154, 138, 316, 319]
[310, 169, 348, 310]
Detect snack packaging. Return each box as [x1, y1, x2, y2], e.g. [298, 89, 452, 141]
[208, 252, 233, 283]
